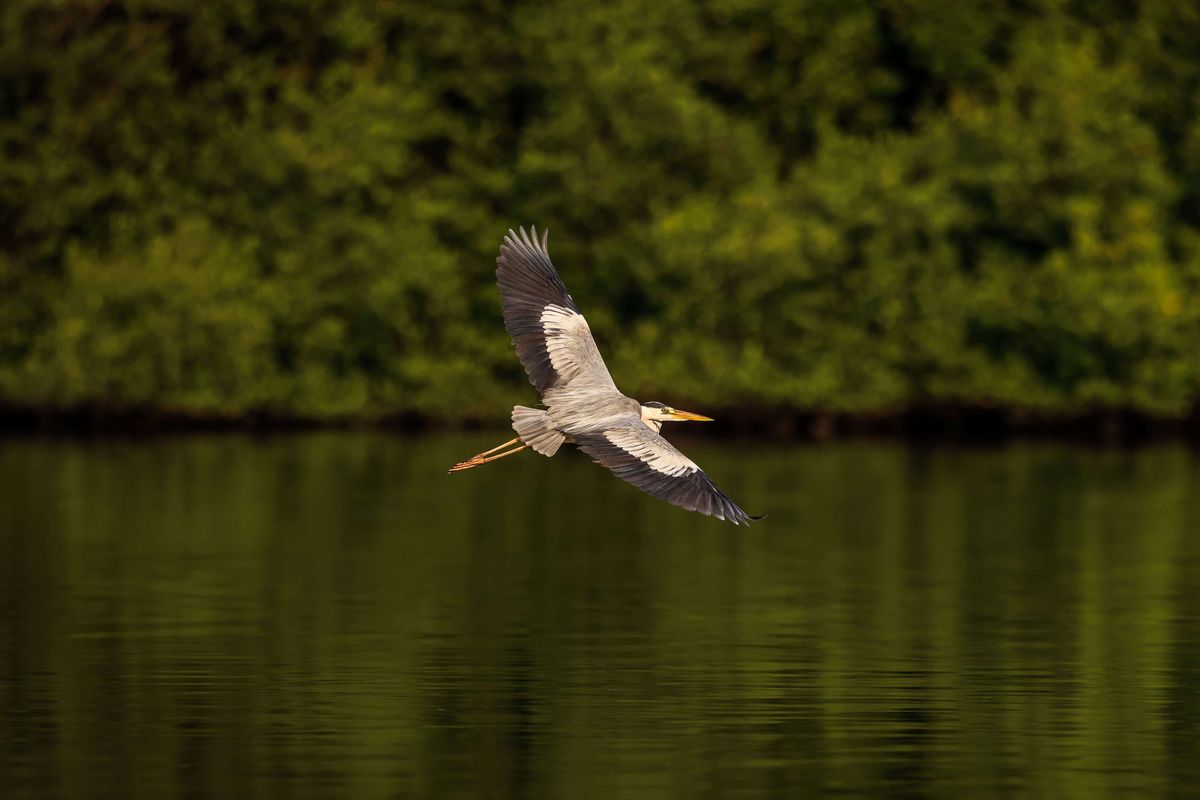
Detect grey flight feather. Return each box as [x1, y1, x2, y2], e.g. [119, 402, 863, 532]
[496, 226, 617, 396]
[574, 422, 757, 526]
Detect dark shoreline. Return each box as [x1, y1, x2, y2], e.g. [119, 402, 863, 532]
[3, 402, 1199, 446]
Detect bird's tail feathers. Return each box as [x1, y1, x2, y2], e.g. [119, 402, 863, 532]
[511, 406, 565, 456]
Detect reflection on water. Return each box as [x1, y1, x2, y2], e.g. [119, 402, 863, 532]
[1, 433, 1198, 798]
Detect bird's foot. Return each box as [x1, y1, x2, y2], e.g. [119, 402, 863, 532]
[448, 438, 528, 473]
[448, 455, 487, 473]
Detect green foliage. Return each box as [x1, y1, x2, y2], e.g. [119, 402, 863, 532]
[1, 0, 1199, 421]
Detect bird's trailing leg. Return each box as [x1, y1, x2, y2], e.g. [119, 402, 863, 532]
[448, 437, 528, 473]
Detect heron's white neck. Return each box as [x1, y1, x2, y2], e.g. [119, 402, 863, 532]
[639, 405, 664, 433]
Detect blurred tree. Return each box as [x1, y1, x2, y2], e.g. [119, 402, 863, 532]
[0, 0, 1198, 424]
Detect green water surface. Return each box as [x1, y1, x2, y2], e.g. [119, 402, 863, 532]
[2, 433, 1198, 798]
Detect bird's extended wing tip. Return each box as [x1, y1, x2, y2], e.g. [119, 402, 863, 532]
[499, 225, 551, 258]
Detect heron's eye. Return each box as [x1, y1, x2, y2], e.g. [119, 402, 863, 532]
[664, 407, 675, 415]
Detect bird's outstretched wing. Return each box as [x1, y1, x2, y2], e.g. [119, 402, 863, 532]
[496, 226, 618, 396]
[575, 422, 758, 526]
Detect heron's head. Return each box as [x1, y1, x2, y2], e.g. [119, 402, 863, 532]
[640, 401, 714, 424]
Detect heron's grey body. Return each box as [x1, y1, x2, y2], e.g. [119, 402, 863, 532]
[470, 225, 756, 525]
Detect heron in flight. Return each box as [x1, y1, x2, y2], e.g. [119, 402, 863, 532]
[449, 226, 759, 525]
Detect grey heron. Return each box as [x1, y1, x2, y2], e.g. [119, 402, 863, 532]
[449, 226, 759, 526]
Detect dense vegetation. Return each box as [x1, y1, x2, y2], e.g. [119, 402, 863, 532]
[3, 0, 1200, 425]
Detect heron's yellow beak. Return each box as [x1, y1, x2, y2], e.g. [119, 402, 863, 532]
[667, 409, 714, 422]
